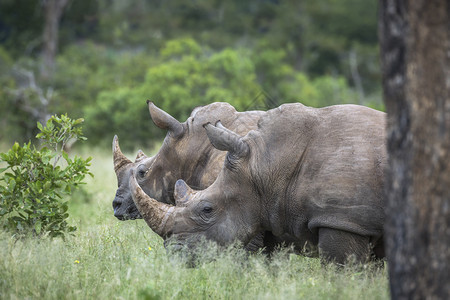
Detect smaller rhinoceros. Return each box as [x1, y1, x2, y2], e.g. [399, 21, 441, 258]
[129, 103, 387, 265]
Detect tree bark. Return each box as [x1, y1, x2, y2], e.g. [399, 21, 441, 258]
[41, 0, 69, 79]
[379, 0, 450, 299]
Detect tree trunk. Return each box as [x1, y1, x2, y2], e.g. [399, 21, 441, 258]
[41, 0, 69, 79]
[379, 0, 450, 299]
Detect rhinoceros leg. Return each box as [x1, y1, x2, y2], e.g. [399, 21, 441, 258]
[260, 232, 318, 256]
[244, 231, 265, 253]
[318, 228, 371, 266]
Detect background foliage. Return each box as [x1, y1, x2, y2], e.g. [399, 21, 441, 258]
[0, 2, 390, 298]
[0, 0, 381, 150]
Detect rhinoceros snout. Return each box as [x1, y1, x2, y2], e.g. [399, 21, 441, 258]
[113, 197, 142, 221]
[113, 198, 125, 219]
[112, 197, 121, 209]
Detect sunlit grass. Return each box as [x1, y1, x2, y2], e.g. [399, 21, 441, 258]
[0, 147, 390, 299]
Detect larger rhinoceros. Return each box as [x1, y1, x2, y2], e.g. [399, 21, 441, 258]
[129, 103, 387, 264]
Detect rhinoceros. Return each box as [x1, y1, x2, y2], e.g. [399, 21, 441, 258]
[113, 101, 264, 217]
[113, 101, 274, 251]
[129, 103, 387, 264]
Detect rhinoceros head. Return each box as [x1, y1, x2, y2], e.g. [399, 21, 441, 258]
[129, 121, 261, 251]
[112, 101, 185, 220]
[113, 101, 242, 221]
[112, 135, 149, 220]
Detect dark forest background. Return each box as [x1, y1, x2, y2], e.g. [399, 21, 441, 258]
[0, 0, 381, 150]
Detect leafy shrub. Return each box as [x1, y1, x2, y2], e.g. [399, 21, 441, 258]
[83, 87, 156, 150]
[0, 114, 92, 238]
[161, 37, 202, 59]
[142, 41, 262, 118]
[289, 73, 360, 108]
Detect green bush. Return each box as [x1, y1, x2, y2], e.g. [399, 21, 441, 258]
[0, 114, 92, 238]
[141, 41, 262, 118]
[83, 86, 156, 150]
[287, 73, 360, 108]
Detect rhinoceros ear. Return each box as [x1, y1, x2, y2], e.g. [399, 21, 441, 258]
[174, 179, 194, 206]
[134, 150, 147, 163]
[203, 121, 249, 158]
[147, 100, 184, 138]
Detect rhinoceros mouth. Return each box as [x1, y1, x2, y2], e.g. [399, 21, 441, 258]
[113, 203, 143, 221]
[115, 214, 127, 221]
[115, 213, 142, 221]
[164, 240, 185, 252]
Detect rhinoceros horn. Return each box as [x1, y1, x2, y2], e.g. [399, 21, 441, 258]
[113, 135, 132, 173]
[147, 100, 184, 138]
[203, 121, 249, 158]
[129, 169, 177, 237]
[134, 150, 147, 163]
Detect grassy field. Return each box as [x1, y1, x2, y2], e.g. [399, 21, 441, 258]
[0, 147, 390, 299]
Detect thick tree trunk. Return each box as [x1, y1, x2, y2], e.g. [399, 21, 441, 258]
[41, 0, 69, 79]
[379, 0, 450, 299]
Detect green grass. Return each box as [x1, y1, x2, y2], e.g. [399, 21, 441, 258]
[0, 147, 390, 299]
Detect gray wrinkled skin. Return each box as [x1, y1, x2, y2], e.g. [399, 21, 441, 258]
[132, 103, 387, 265]
[112, 102, 263, 219]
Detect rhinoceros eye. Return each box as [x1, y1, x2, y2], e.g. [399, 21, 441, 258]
[137, 165, 147, 178]
[197, 202, 215, 223]
[202, 206, 213, 214]
[199, 206, 214, 223]
[200, 201, 214, 219]
[225, 153, 239, 170]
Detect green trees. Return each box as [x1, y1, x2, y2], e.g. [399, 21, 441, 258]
[0, 0, 382, 149]
[83, 38, 362, 149]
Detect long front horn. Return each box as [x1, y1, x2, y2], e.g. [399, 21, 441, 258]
[129, 169, 176, 237]
[203, 121, 249, 158]
[113, 135, 132, 173]
[147, 100, 184, 137]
